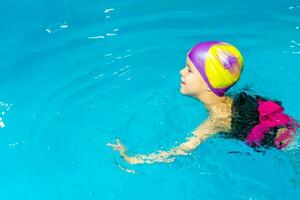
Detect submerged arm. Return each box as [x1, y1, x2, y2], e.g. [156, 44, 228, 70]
[107, 119, 220, 164]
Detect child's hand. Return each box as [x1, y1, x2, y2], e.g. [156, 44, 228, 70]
[107, 139, 145, 164]
[107, 139, 127, 154]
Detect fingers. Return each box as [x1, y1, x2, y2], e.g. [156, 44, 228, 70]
[106, 138, 121, 148]
[106, 142, 118, 149]
[106, 139, 127, 154]
[106, 142, 119, 152]
[106, 143, 114, 147]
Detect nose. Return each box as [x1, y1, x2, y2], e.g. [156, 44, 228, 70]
[180, 67, 186, 76]
[180, 69, 183, 76]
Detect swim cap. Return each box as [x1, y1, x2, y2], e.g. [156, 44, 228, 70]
[188, 41, 244, 96]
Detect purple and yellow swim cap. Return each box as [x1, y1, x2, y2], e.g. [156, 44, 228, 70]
[188, 41, 244, 96]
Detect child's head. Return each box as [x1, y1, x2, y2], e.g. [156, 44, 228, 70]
[180, 41, 243, 97]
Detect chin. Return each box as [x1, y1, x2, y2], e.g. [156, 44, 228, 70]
[180, 87, 186, 94]
[180, 88, 190, 96]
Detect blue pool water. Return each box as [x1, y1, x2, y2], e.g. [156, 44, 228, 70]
[1, 0, 300, 199]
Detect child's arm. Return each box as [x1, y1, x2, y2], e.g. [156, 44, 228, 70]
[107, 119, 220, 164]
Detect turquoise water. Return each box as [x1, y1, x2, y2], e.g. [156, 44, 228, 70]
[1, 0, 300, 199]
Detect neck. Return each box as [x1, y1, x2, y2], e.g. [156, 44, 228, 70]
[194, 91, 232, 115]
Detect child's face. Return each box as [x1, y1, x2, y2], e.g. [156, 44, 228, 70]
[180, 55, 209, 97]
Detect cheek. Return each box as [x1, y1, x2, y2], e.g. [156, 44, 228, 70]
[190, 74, 209, 92]
[186, 76, 201, 90]
[195, 79, 205, 89]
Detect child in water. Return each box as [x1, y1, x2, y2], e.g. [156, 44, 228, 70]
[107, 41, 300, 164]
